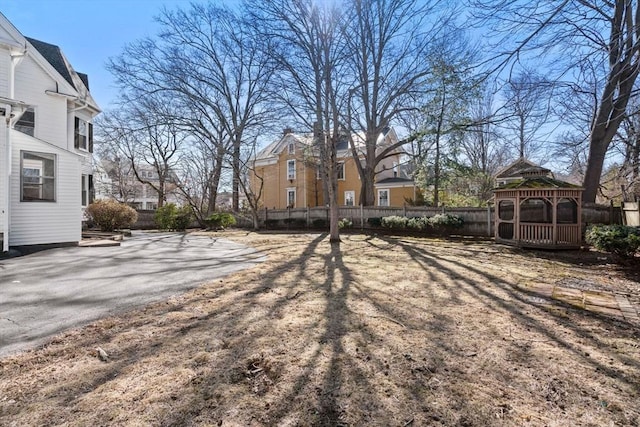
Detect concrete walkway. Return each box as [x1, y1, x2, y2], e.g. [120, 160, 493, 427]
[523, 282, 640, 324]
[0, 232, 264, 357]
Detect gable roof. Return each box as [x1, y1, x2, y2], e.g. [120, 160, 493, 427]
[495, 157, 551, 179]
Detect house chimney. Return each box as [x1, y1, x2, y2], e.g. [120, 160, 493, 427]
[283, 127, 293, 135]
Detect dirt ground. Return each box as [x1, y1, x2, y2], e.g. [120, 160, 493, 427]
[1, 231, 639, 426]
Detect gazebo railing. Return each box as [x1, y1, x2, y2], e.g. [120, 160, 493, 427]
[519, 223, 581, 246]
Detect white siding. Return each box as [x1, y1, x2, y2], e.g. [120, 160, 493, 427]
[13, 55, 68, 146]
[9, 131, 82, 246]
[0, 47, 8, 98]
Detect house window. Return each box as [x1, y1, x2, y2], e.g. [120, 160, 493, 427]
[378, 189, 389, 206]
[287, 188, 296, 208]
[74, 117, 93, 152]
[81, 174, 94, 207]
[15, 108, 35, 136]
[287, 159, 296, 180]
[344, 190, 355, 206]
[21, 151, 55, 202]
[82, 175, 88, 206]
[288, 142, 295, 154]
[337, 162, 345, 180]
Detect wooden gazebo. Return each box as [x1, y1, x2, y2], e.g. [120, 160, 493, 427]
[493, 160, 583, 249]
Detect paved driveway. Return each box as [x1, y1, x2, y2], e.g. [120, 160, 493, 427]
[0, 232, 264, 357]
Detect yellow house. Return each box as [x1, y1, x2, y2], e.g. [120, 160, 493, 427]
[251, 128, 417, 208]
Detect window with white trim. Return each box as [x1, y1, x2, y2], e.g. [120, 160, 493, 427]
[81, 174, 94, 207]
[74, 117, 94, 152]
[337, 162, 345, 180]
[288, 142, 295, 154]
[21, 151, 55, 202]
[287, 159, 296, 180]
[344, 190, 355, 206]
[287, 188, 296, 208]
[377, 189, 389, 207]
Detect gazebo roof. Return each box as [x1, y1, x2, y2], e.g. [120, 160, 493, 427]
[495, 176, 582, 190]
[495, 158, 551, 179]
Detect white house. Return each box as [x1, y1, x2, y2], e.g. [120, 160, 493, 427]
[0, 13, 100, 252]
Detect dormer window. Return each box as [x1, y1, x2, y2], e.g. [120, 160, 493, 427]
[74, 117, 93, 152]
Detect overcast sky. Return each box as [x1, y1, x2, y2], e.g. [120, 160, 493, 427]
[2, 0, 218, 110]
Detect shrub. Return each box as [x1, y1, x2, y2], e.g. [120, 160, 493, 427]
[312, 218, 327, 228]
[338, 218, 353, 229]
[205, 212, 237, 229]
[585, 225, 640, 258]
[86, 199, 138, 232]
[407, 216, 429, 231]
[428, 213, 464, 229]
[154, 203, 193, 230]
[381, 215, 408, 229]
[173, 206, 194, 231]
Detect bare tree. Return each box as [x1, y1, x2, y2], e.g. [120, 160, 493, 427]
[470, 0, 640, 203]
[107, 2, 274, 214]
[501, 71, 554, 160]
[342, 0, 449, 206]
[247, 0, 347, 242]
[458, 85, 509, 202]
[96, 95, 184, 208]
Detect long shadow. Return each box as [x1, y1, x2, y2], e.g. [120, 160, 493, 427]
[375, 235, 640, 384]
[2, 232, 638, 426]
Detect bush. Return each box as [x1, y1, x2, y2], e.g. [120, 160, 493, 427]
[205, 212, 237, 229]
[381, 215, 408, 229]
[407, 216, 429, 231]
[585, 225, 640, 258]
[86, 199, 138, 232]
[338, 218, 353, 229]
[428, 213, 464, 229]
[154, 203, 193, 230]
[173, 206, 194, 231]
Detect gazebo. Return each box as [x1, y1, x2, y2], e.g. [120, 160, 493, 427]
[493, 159, 583, 249]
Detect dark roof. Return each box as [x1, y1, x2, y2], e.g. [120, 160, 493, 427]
[77, 72, 89, 90]
[25, 37, 75, 90]
[495, 176, 581, 190]
[376, 177, 413, 184]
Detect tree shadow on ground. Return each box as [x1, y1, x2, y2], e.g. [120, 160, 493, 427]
[1, 232, 639, 426]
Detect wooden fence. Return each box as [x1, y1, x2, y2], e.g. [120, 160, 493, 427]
[233, 204, 621, 237]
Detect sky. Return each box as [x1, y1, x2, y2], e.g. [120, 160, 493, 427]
[1, 0, 223, 110]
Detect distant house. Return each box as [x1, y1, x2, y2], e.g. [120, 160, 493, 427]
[0, 13, 100, 251]
[251, 127, 417, 209]
[94, 158, 182, 210]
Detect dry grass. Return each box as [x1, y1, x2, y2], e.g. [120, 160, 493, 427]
[1, 231, 639, 426]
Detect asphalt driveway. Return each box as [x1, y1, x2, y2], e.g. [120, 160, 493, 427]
[0, 232, 264, 357]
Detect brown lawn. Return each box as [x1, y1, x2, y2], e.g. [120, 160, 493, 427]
[1, 231, 639, 426]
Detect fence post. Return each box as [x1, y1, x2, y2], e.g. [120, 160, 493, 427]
[487, 204, 492, 237]
[287, 207, 291, 230]
[306, 205, 310, 228]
